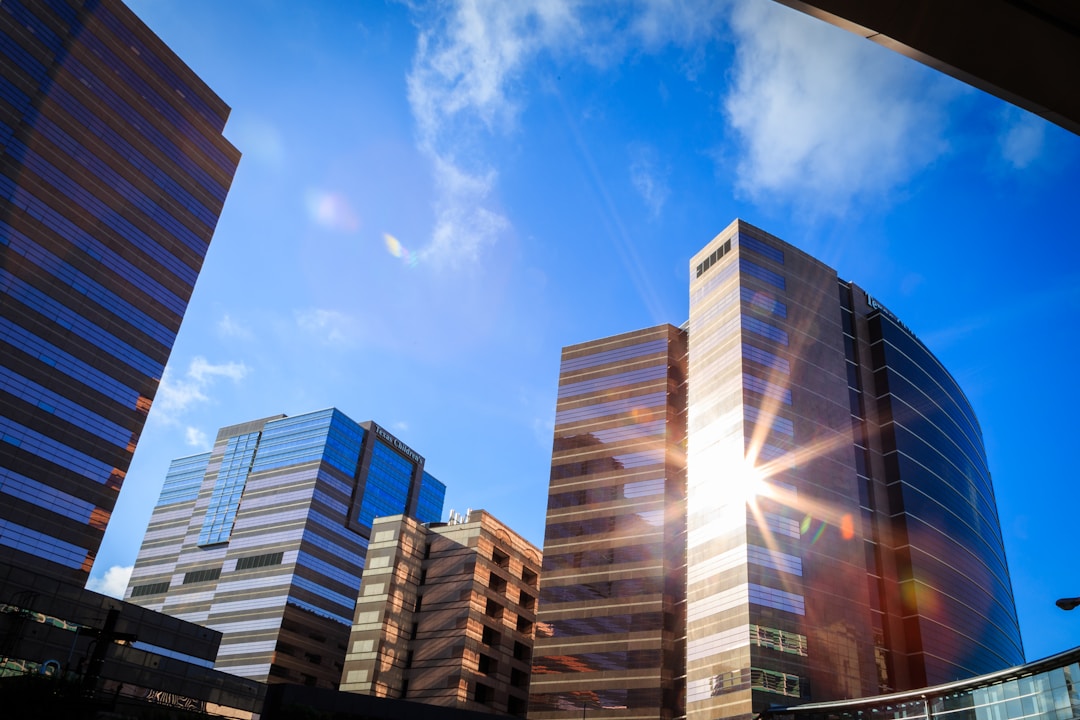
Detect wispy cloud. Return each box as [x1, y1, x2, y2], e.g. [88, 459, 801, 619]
[185, 426, 209, 448]
[295, 308, 361, 346]
[87, 565, 132, 599]
[628, 142, 671, 217]
[155, 356, 250, 422]
[405, 0, 579, 266]
[217, 313, 254, 340]
[404, 0, 954, 249]
[723, 0, 952, 215]
[998, 107, 1046, 170]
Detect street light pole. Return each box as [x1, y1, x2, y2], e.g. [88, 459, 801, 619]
[1056, 597, 1080, 611]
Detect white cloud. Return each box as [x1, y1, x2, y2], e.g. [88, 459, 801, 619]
[295, 308, 361, 346]
[422, 155, 508, 265]
[155, 356, 250, 422]
[185, 426, 209, 448]
[217, 313, 254, 340]
[628, 143, 671, 217]
[998, 107, 1046, 170]
[404, 0, 950, 243]
[631, 0, 728, 51]
[87, 565, 132, 599]
[723, 0, 952, 214]
[405, 0, 580, 266]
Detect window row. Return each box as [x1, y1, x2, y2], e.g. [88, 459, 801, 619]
[1, 416, 116, 484]
[4, 223, 176, 346]
[3, 267, 163, 378]
[560, 338, 669, 374]
[1, 366, 132, 448]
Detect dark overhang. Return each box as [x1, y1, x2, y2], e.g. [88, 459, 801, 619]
[772, 0, 1080, 135]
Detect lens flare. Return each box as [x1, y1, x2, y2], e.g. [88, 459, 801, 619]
[383, 233, 419, 268]
[305, 190, 359, 232]
[840, 513, 855, 540]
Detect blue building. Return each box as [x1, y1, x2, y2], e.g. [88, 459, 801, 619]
[125, 408, 447, 689]
[0, 0, 240, 584]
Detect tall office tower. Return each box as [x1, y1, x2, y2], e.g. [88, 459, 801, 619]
[0, 0, 240, 585]
[529, 325, 689, 720]
[532, 220, 1023, 720]
[341, 509, 542, 717]
[124, 408, 447, 689]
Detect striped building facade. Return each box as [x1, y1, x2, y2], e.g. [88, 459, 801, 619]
[529, 325, 688, 719]
[125, 408, 446, 688]
[684, 223, 879, 719]
[341, 510, 542, 716]
[0, 0, 239, 585]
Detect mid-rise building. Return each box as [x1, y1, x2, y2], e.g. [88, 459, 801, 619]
[0, 0, 240, 585]
[529, 325, 688, 719]
[125, 408, 447, 688]
[530, 220, 1024, 720]
[341, 509, 542, 717]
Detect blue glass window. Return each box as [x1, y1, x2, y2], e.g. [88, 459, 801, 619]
[250, 409, 363, 477]
[1, 467, 96, 524]
[743, 343, 790, 374]
[355, 440, 414, 530]
[741, 258, 786, 290]
[415, 470, 446, 524]
[749, 583, 805, 615]
[0, 517, 87, 569]
[739, 234, 785, 264]
[743, 315, 789, 346]
[157, 452, 210, 506]
[198, 431, 260, 546]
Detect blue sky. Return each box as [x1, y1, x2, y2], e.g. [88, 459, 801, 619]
[89, 0, 1080, 663]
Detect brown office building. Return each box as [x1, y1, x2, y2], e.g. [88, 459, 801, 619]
[531, 221, 1023, 720]
[341, 510, 542, 717]
[0, 0, 240, 585]
[529, 325, 689, 719]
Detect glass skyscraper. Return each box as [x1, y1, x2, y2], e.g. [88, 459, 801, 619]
[530, 220, 1023, 720]
[0, 0, 240, 584]
[125, 408, 447, 689]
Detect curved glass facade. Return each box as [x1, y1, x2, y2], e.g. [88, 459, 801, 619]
[868, 312, 1023, 682]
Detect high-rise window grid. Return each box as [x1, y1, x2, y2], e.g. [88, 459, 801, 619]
[198, 431, 259, 546]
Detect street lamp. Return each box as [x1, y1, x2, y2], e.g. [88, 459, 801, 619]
[1055, 597, 1080, 611]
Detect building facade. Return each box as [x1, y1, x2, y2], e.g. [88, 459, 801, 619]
[529, 325, 689, 719]
[531, 220, 1023, 720]
[0, 0, 240, 585]
[341, 510, 542, 717]
[125, 408, 447, 689]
